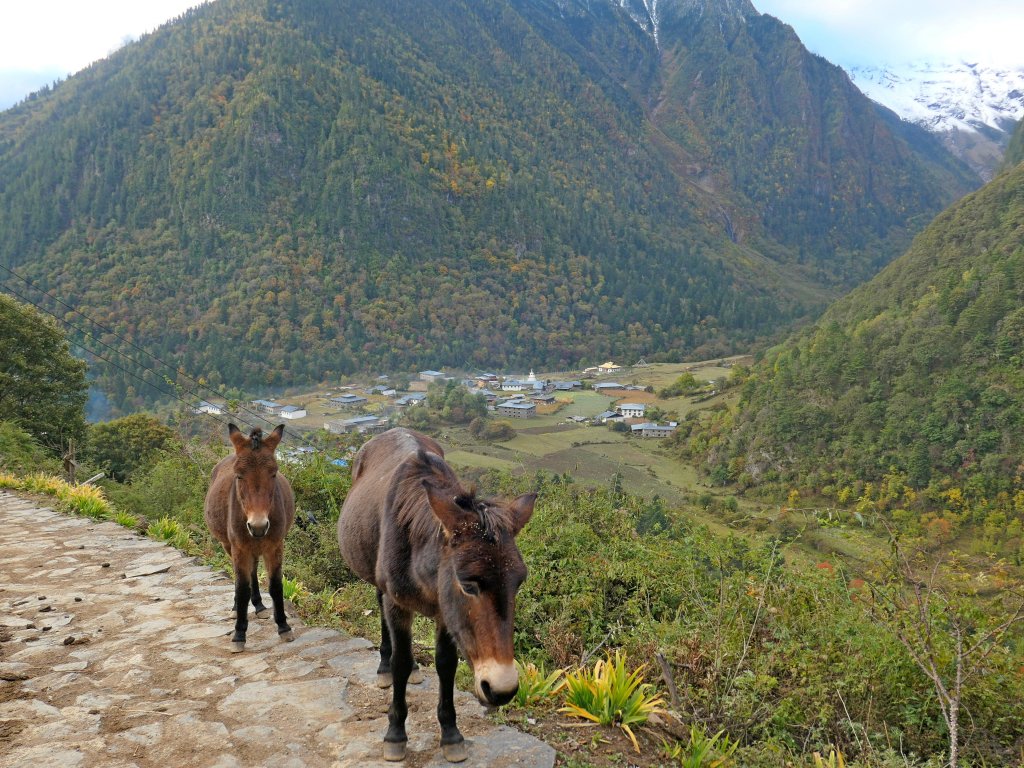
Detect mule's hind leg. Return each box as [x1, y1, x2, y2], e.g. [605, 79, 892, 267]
[265, 544, 293, 641]
[376, 589, 421, 688]
[229, 553, 253, 653]
[382, 596, 414, 762]
[436, 626, 467, 762]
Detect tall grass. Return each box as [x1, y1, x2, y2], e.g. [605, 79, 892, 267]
[1, 471, 115, 519]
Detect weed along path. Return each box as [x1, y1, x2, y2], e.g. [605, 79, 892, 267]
[0, 492, 555, 768]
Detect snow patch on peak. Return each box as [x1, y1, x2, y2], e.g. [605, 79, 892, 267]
[615, 0, 661, 47]
[612, 0, 754, 45]
[848, 61, 1024, 134]
[847, 61, 1024, 178]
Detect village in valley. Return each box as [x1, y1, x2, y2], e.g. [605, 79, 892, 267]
[193, 356, 751, 504]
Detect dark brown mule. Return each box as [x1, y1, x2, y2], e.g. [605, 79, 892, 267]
[338, 428, 536, 763]
[204, 424, 296, 652]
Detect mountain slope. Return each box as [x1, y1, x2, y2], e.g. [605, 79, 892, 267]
[689, 154, 1024, 496]
[1003, 118, 1024, 171]
[0, 0, 978, 408]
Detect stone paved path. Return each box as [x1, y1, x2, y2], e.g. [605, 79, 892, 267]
[0, 491, 555, 768]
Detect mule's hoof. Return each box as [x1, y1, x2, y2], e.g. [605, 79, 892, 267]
[255, 607, 270, 619]
[383, 741, 407, 762]
[230, 641, 245, 653]
[229, 610, 237, 619]
[442, 741, 468, 763]
[278, 629, 295, 642]
[408, 667, 424, 685]
[376, 672, 393, 689]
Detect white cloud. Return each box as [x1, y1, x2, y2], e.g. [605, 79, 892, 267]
[754, 0, 1024, 66]
[0, 1, 205, 73]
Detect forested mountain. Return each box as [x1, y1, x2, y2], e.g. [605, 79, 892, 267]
[684, 145, 1024, 504]
[0, 0, 977, 408]
[1003, 119, 1024, 171]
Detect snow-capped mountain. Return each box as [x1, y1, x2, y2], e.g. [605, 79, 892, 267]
[848, 62, 1024, 179]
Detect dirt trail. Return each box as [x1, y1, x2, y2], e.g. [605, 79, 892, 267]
[0, 491, 554, 768]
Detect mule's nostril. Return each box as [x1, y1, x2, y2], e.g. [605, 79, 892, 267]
[480, 679, 516, 707]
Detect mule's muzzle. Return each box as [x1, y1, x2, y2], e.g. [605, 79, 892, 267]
[473, 660, 519, 707]
[246, 519, 270, 538]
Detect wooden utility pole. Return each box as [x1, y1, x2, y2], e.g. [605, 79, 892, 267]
[62, 439, 78, 484]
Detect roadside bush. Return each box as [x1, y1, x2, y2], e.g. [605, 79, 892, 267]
[0, 420, 59, 474]
[85, 414, 177, 482]
[469, 417, 516, 442]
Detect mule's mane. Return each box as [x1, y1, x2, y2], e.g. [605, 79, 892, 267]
[451, 492, 508, 541]
[391, 451, 513, 543]
[249, 428, 263, 451]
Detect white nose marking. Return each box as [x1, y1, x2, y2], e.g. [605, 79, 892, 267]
[474, 659, 518, 698]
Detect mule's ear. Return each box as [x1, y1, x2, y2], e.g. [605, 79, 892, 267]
[508, 493, 537, 536]
[263, 424, 285, 451]
[424, 481, 466, 536]
[228, 424, 248, 452]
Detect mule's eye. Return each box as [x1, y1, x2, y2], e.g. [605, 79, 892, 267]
[460, 580, 481, 596]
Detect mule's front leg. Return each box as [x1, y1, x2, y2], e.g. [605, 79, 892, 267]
[436, 626, 467, 763]
[230, 556, 252, 653]
[376, 589, 393, 687]
[382, 597, 414, 762]
[265, 545, 294, 642]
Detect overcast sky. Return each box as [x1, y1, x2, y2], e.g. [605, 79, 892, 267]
[754, 0, 1024, 67]
[1, 0, 1023, 109]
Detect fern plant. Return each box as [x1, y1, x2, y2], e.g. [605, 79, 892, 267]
[147, 516, 188, 548]
[663, 725, 738, 767]
[511, 660, 566, 708]
[813, 749, 846, 768]
[559, 650, 666, 752]
[282, 576, 307, 603]
[60, 483, 112, 519]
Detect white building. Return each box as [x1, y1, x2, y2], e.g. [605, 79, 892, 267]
[617, 403, 646, 418]
[280, 405, 307, 420]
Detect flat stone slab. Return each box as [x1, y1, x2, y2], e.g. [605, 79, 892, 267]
[124, 563, 173, 579]
[0, 491, 555, 768]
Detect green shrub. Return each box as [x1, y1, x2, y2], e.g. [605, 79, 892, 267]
[84, 414, 176, 482]
[0, 421, 59, 474]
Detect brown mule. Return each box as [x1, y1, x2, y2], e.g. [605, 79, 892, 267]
[337, 428, 536, 763]
[204, 424, 296, 652]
